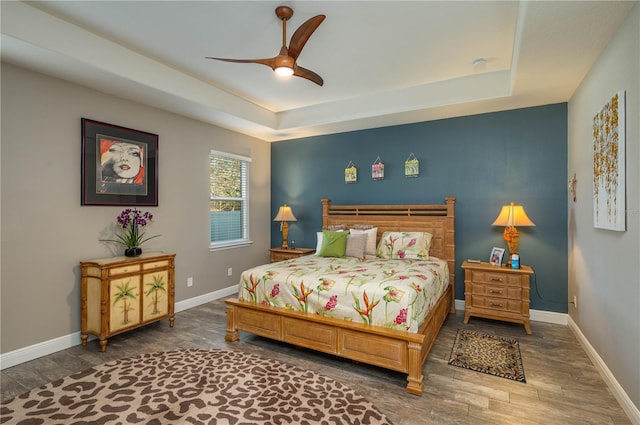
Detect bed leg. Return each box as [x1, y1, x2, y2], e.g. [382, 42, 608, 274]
[406, 341, 424, 395]
[225, 303, 239, 342]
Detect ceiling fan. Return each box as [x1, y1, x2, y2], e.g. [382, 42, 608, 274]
[206, 6, 325, 86]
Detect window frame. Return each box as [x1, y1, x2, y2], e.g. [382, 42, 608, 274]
[209, 149, 252, 251]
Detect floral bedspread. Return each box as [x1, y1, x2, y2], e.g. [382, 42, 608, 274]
[237, 255, 449, 333]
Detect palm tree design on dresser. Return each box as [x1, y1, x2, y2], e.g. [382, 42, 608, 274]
[145, 274, 166, 315]
[113, 280, 137, 325]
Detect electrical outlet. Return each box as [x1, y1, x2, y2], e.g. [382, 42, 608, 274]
[187, 277, 193, 287]
[573, 295, 577, 310]
[227, 268, 233, 277]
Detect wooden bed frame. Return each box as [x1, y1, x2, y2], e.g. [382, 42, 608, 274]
[225, 197, 456, 395]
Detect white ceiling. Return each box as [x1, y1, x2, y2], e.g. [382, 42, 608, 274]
[1, 1, 635, 142]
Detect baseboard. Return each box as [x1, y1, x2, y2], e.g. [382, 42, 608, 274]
[453, 299, 568, 325]
[174, 285, 238, 313]
[568, 316, 640, 425]
[0, 285, 239, 370]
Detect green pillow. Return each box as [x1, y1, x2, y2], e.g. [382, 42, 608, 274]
[318, 230, 348, 257]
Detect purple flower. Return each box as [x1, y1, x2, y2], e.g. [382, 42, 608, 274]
[102, 208, 160, 249]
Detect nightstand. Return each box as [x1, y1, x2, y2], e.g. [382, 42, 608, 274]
[269, 247, 315, 262]
[461, 261, 534, 334]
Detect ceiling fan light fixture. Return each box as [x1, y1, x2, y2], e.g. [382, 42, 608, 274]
[275, 66, 294, 77]
[205, 6, 325, 86]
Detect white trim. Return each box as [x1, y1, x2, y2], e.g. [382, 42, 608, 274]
[0, 285, 239, 370]
[0, 332, 85, 370]
[568, 316, 640, 425]
[209, 240, 254, 252]
[209, 149, 251, 163]
[530, 308, 567, 325]
[174, 285, 238, 313]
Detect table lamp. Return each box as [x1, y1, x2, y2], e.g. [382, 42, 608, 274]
[492, 201, 535, 259]
[273, 204, 297, 249]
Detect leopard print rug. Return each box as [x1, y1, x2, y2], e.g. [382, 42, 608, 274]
[448, 329, 526, 382]
[1, 349, 394, 424]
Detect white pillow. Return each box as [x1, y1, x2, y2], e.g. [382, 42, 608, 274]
[345, 233, 367, 259]
[350, 227, 377, 256]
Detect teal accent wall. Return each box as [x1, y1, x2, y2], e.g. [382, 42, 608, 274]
[271, 103, 568, 313]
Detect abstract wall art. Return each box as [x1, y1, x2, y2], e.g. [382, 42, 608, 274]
[593, 91, 626, 231]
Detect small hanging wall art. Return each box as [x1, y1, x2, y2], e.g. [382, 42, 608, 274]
[405, 153, 419, 177]
[372, 156, 384, 180]
[345, 161, 357, 184]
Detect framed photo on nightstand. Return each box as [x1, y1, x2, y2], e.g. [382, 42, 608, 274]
[489, 247, 505, 266]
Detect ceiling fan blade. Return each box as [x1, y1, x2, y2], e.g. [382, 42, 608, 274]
[293, 65, 323, 86]
[288, 14, 325, 60]
[205, 57, 277, 70]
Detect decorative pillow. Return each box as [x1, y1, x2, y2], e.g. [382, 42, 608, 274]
[349, 227, 378, 256]
[376, 231, 433, 260]
[352, 224, 374, 230]
[317, 230, 348, 258]
[316, 229, 347, 252]
[327, 224, 347, 231]
[345, 233, 367, 259]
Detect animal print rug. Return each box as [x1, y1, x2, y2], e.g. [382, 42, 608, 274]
[1, 349, 394, 424]
[448, 329, 526, 382]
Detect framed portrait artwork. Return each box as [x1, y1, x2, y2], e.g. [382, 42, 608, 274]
[489, 247, 505, 266]
[81, 118, 158, 206]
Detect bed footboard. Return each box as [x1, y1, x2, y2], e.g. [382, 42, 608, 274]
[225, 284, 452, 395]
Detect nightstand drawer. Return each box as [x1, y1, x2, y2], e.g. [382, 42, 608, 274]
[471, 295, 522, 313]
[470, 283, 521, 299]
[269, 248, 315, 263]
[470, 270, 523, 286]
[271, 251, 298, 262]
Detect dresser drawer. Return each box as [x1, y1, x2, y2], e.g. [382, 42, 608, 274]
[470, 270, 523, 286]
[109, 264, 141, 276]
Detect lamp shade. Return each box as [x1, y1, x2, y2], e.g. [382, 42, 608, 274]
[492, 202, 535, 227]
[273, 204, 297, 222]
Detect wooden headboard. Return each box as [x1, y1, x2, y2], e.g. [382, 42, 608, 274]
[321, 197, 456, 310]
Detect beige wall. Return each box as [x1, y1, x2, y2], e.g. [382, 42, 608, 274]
[568, 4, 639, 411]
[0, 63, 271, 353]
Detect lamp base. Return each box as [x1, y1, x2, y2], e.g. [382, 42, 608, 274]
[281, 221, 289, 249]
[503, 226, 520, 258]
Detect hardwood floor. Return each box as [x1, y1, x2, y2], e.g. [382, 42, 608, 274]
[1, 298, 631, 424]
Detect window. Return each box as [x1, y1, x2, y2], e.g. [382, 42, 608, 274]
[210, 150, 251, 249]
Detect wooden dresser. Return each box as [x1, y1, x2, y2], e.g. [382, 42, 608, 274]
[80, 252, 176, 351]
[461, 261, 534, 334]
[269, 247, 315, 262]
